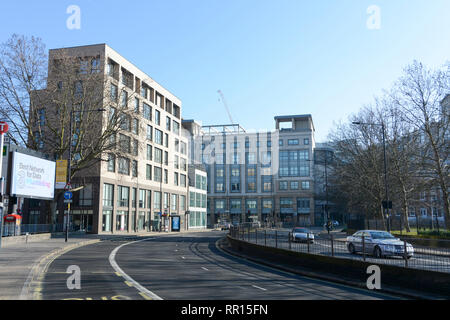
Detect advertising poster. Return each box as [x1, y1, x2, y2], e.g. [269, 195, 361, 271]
[10, 152, 56, 200]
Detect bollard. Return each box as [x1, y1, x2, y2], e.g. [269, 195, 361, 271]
[362, 235, 366, 262]
[264, 229, 267, 246]
[248, 228, 250, 242]
[255, 228, 258, 244]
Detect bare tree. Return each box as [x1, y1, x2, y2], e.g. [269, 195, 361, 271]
[391, 61, 449, 229]
[0, 34, 146, 224]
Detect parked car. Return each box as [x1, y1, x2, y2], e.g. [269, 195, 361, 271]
[346, 230, 414, 259]
[291, 227, 314, 243]
[218, 222, 231, 230]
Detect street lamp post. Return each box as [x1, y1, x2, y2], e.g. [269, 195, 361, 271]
[352, 121, 390, 232]
[66, 108, 105, 242]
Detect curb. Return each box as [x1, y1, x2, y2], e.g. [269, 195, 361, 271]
[216, 237, 445, 300]
[19, 239, 101, 300]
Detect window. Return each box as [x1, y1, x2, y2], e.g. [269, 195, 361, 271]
[297, 198, 310, 214]
[146, 145, 152, 161]
[279, 139, 283, 146]
[132, 139, 138, 156]
[154, 167, 162, 182]
[247, 167, 256, 176]
[91, 57, 100, 73]
[173, 121, 180, 135]
[164, 169, 168, 184]
[155, 129, 163, 145]
[131, 118, 139, 135]
[146, 164, 152, 180]
[180, 195, 186, 211]
[302, 181, 310, 190]
[175, 139, 179, 152]
[117, 186, 130, 207]
[154, 148, 162, 164]
[165, 133, 169, 148]
[247, 182, 256, 192]
[216, 183, 224, 192]
[231, 199, 241, 209]
[174, 155, 179, 169]
[164, 151, 168, 165]
[215, 200, 225, 210]
[155, 110, 160, 125]
[119, 114, 130, 131]
[110, 84, 118, 101]
[263, 181, 272, 192]
[107, 154, 115, 172]
[263, 199, 273, 210]
[154, 191, 161, 210]
[171, 194, 178, 211]
[118, 157, 130, 175]
[132, 160, 138, 177]
[279, 181, 288, 190]
[180, 142, 187, 155]
[304, 138, 309, 145]
[134, 98, 140, 113]
[231, 168, 240, 177]
[288, 139, 299, 145]
[103, 184, 114, 207]
[290, 181, 299, 190]
[166, 117, 171, 131]
[146, 125, 153, 141]
[231, 183, 240, 192]
[174, 172, 179, 186]
[143, 103, 152, 121]
[121, 91, 128, 108]
[119, 134, 131, 153]
[180, 158, 187, 171]
[180, 174, 186, 187]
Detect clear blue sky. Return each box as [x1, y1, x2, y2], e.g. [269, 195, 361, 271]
[1, 0, 449, 142]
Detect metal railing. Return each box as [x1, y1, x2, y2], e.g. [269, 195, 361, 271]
[229, 226, 450, 274]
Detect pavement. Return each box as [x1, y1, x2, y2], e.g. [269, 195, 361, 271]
[0, 228, 214, 300]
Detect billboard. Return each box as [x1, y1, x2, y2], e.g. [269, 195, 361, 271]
[10, 152, 56, 200]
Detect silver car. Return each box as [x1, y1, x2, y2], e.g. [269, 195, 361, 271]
[291, 227, 314, 243]
[346, 230, 414, 259]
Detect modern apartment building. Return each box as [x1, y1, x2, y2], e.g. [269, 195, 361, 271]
[30, 44, 189, 234]
[183, 115, 317, 227]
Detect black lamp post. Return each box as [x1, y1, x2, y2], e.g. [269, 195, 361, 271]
[352, 121, 390, 232]
[66, 108, 106, 242]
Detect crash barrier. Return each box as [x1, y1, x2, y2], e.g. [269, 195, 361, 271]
[227, 228, 450, 297]
[1, 233, 52, 247]
[229, 226, 450, 274]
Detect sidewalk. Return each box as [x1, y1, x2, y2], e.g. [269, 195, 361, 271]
[0, 228, 215, 300]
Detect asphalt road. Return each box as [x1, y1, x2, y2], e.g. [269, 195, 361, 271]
[42, 231, 398, 300]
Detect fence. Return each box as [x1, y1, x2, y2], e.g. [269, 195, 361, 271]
[367, 216, 446, 232]
[1, 223, 81, 237]
[229, 226, 450, 274]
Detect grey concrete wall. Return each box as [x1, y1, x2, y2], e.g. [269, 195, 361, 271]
[227, 236, 450, 298]
[1, 233, 51, 247]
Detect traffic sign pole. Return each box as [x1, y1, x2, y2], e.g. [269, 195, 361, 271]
[0, 122, 9, 248]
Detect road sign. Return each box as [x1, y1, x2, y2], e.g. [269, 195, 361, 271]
[64, 183, 72, 191]
[0, 122, 8, 134]
[64, 199, 73, 204]
[64, 191, 73, 200]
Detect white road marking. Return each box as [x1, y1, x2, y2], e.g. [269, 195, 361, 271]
[201, 267, 209, 271]
[252, 285, 267, 291]
[109, 238, 163, 300]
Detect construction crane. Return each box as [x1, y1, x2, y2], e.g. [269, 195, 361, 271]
[217, 90, 234, 124]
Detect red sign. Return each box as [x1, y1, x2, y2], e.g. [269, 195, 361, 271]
[0, 122, 8, 134]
